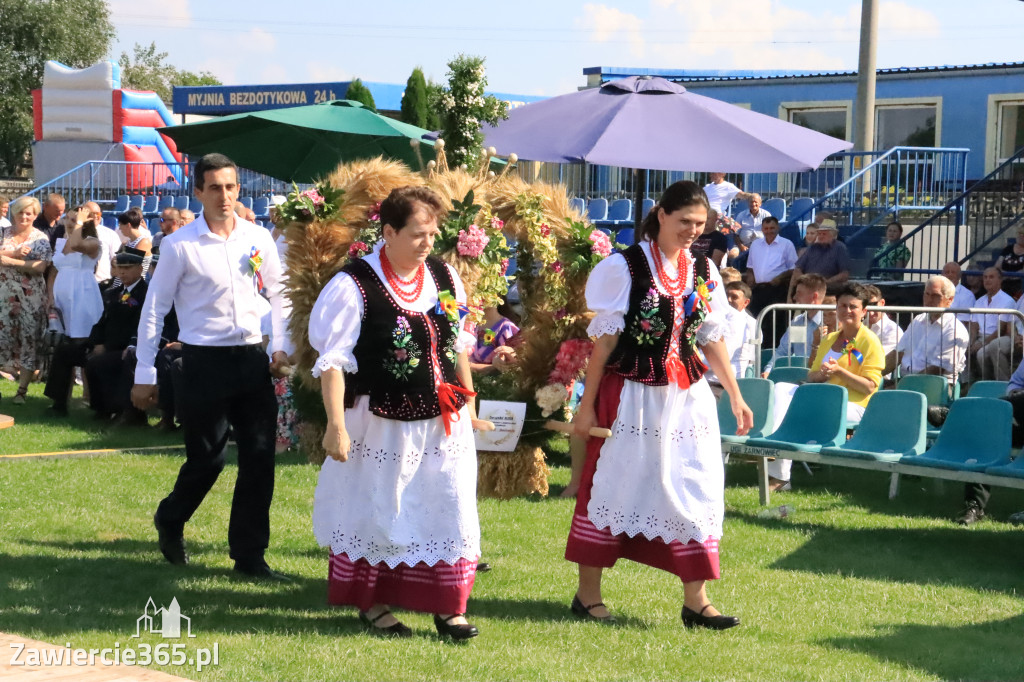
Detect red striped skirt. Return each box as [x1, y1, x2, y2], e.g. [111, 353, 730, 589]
[564, 372, 721, 582]
[328, 553, 476, 614]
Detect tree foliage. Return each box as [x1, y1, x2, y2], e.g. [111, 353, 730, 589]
[424, 79, 444, 132]
[438, 54, 508, 169]
[345, 79, 376, 112]
[400, 67, 429, 129]
[0, 0, 115, 176]
[118, 42, 221, 105]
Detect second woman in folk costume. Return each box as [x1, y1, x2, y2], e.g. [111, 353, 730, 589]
[309, 186, 486, 641]
[567, 180, 753, 630]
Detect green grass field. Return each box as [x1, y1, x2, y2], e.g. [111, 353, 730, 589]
[2, 378, 1023, 681]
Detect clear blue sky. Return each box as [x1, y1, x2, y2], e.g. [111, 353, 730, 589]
[107, 0, 1024, 97]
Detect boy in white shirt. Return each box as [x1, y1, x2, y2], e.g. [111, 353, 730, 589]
[704, 280, 756, 397]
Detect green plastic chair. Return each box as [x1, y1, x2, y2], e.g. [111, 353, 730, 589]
[967, 381, 1009, 399]
[819, 391, 927, 462]
[901, 398, 1013, 472]
[718, 378, 774, 445]
[759, 348, 775, 372]
[774, 355, 809, 369]
[767, 366, 810, 384]
[897, 374, 950, 407]
[744, 383, 848, 453]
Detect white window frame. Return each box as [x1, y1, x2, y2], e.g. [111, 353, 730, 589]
[986, 93, 1024, 173]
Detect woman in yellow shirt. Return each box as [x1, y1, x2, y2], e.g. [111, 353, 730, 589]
[806, 283, 885, 421]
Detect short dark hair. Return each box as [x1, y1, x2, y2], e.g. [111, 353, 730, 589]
[379, 186, 446, 232]
[837, 282, 871, 306]
[762, 216, 780, 227]
[726, 281, 751, 299]
[161, 207, 181, 221]
[117, 207, 143, 229]
[795, 273, 827, 295]
[862, 284, 883, 304]
[193, 153, 238, 190]
[640, 180, 710, 242]
[886, 220, 903, 235]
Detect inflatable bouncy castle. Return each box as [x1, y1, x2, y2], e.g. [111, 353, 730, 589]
[32, 60, 184, 190]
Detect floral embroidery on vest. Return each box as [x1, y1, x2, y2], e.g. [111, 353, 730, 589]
[681, 276, 716, 348]
[630, 287, 668, 346]
[384, 316, 422, 380]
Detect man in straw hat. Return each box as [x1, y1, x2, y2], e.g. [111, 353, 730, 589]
[787, 218, 850, 301]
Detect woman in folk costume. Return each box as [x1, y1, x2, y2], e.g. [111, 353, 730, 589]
[567, 180, 753, 630]
[309, 185, 485, 641]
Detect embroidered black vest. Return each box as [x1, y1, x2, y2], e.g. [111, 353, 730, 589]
[606, 244, 712, 386]
[342, 256, 467, 421]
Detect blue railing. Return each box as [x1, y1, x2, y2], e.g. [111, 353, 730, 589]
[869, 145, 1024, 278]
[23, 160, 296, 212]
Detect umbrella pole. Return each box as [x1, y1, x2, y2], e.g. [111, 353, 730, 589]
[633, 167, 648, 244]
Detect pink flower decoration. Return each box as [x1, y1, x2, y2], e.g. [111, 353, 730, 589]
[491, 216, 504, 230]
[300, 188, 325, 206]
[588, 229, 613, 257]
[551, 260, 562, 273]
[500, 258, 509, 275]
[547, 338, 595, 386]
[348, 241, 369, 258]
[368, 201, 381, 222]
[553, 307, 567, 320]
[456, 224, 490, 258]
[540, 223, 551, 238]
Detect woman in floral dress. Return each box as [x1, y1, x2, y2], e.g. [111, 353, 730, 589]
[0, 197, 53, 403]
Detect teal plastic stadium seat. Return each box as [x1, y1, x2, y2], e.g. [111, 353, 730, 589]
[900, 398, 1013, 472]
[767, 366, 809, 384]
[819, 391, 927, 461]
[897, 373, 950, 407]
[759, 348, 774, 371]
[968, 381, 1008, 399]
[774, 355, 808, 369]
[719, 378, 774, 445]
[985, 455, 1024, 480]
[744, 383, 848, 453]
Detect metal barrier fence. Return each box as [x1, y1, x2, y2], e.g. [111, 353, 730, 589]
[754, 303, 1024, 385]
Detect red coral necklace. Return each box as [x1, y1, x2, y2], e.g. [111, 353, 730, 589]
[380, 246, 425, 303]
[651, 241, 689, 298]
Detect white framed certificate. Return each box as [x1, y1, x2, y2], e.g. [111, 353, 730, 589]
[474, 400, 527, 452]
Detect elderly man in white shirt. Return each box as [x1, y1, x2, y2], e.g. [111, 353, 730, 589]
[970, 267, 1017, 382]
[133, 153, 291, 580]
[745, 216, 797, 316]
[942, 261, 976, 324]
[887, 275, 968, 386]
[734, 194, 772, 231]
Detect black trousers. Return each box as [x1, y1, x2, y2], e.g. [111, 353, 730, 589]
[963, 390, 1024, 510]
[43, 340, 89, 408]
[85, 349, 137, 416]
[155, 344, 277, 563]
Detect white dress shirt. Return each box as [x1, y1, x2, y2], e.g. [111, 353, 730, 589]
[951, 283, 976, 324]
[134, 214, 286, 384]
[747, 235, 797, 283]
[972, 289, 1016, 336]
[870, 314, 903, 356]
[704, 305, 755, 384]
[702, 181, 742, 214]
[735, 208, 772, 230]
[896, 312, 969, 382]
[94, 224, 123, 283]
[0, 217, 11, 228]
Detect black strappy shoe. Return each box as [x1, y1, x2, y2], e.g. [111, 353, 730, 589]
[571, 595, 617, 623]
[358, 610, 412, 638]
[433, 614, 479, 641]
[681, 604, 740, 630]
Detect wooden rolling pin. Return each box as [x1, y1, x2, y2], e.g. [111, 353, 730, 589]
[545, 420, 613, 439]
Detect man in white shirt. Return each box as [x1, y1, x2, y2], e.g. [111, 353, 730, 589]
[863, 284, 903, 357]
[133, 153, 291, 580]
[704, 281, 756, 397]
[734, 194, 771, 231]
[745, 216, 797, 317]
[888, 275, 969, 386]
[976, 291, 1024, 382]
[942, 261, 976, 325]
[702, 172, 752, 215]
[970, 267, 1016, 382]
[82, 201, 121, 283]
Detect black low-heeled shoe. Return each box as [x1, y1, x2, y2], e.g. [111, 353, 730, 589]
[571, 595, 617, 624]
[681, 604, 740, 630]
[359, 611, 412, 638]
[433, 614, 479, 641]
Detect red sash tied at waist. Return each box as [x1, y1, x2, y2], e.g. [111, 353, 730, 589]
[437, 382, 477, 436]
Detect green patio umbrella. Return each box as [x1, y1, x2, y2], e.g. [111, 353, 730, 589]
[159, 99, 436, 182]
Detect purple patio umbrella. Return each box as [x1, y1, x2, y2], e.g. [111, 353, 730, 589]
[484, 76, 853, 228]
